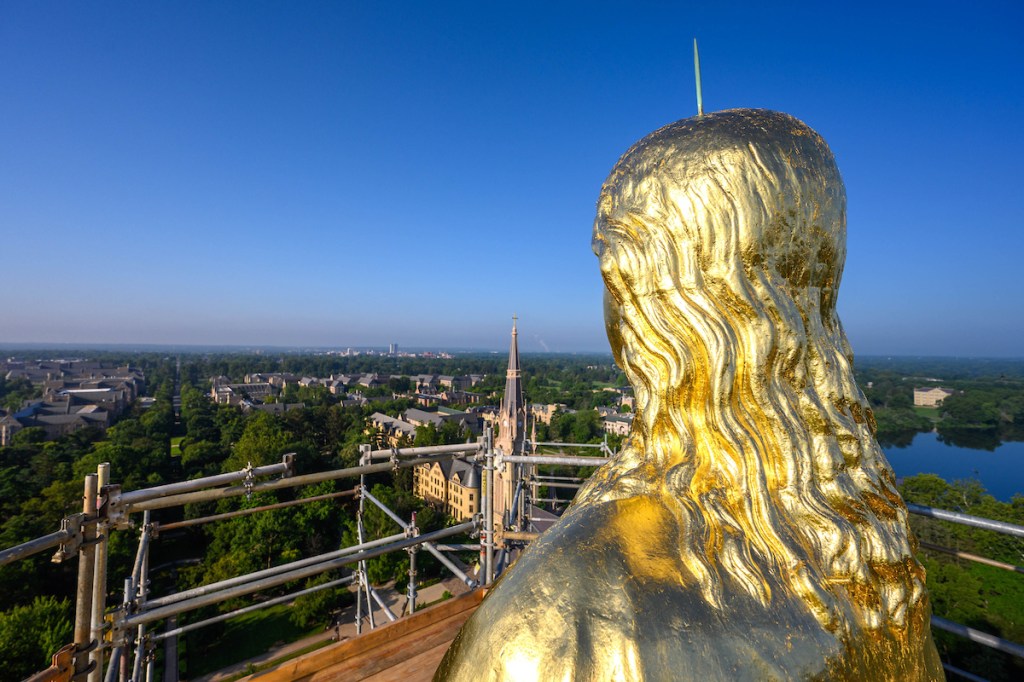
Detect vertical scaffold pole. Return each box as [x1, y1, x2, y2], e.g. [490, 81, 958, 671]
[119, 577, 133, 682]
[484, 426, 495, 585]
[407, 511, 418, 615]
[356, 445, 374, 631]
[74, 473, 99, 679]
[89, 462, 110, 682]
[130, 511, 152, 682]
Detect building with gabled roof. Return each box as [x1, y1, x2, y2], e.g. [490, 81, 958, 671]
[412, 458, 481, 521]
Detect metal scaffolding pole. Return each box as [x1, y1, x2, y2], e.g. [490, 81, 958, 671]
[152, 575, 356, 642]
[530, 481, 582, 489]
[360, 487, 477, 587]
[0, 527, 72, 567]
[364, 442, 480, 461]
[145, 531, 405, 610]
[74, 473, 98, 680]
[357, 447, 373, 631]
[501, 454, 611, 467]
[119, 521, 476, 629]
[118, 578, 133, 682]
[103, 646, 121, 682]
[130, 512, 152, 682]
[114, 457, 293, 506]
[89, 462, 111, 682]
[127, 452, 460, 513]
[932, 616, 1024, 658]
[155, 489, 357, 531]
[406, 512, 418, 616]
[484, 426, 495, 585]
[369, 586, 397, 622]
[907, 503, 1024, 538]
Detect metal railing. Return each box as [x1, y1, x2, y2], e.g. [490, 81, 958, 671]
[6, 430, 1024, 682]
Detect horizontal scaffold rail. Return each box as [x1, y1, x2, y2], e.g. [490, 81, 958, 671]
[120, 520, 477, 629]
[500, 454, 610, 467]
[932, 616, 1024, 659]
[114, 455, 294, 506]
[363, 441, 481, 461]
[156, 488, 358, 531]
[126, 452, 470, 513]
[0, 526, 74, 567]
[906, 503, 1024, 538]
[152, 575, 357, 642]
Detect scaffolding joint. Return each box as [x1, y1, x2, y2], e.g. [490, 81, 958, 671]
[51, 514, 87, 563]
[103, 485, 131, 530]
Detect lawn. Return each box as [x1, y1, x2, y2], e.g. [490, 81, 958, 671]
[184, 603, 321, 677]
[170, 436, 184, 456]
[913, 406, 941, 423]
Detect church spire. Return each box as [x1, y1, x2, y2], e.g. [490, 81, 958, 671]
[496, 315, 526, 455]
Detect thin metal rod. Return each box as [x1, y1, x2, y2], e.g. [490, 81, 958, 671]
[369, 586, 397, 622]
[531, 481, 581, 489]
[156, 489, 357, 531]
[694, 38, 704, 116]
[74, 474, 98, 679]
[117, 457, 292, 505]
[129, 452, 460, 512]
[501, 455, 610, 467]
[919, 540, 1024, 574]
[931, 615, 1024, 658]
[153, 575, 355, 642]
[907, 503, 1024, 538]
[0, 528, 70, 567]
[146, 531, 406, 609]
[122, 521, 476, 628]
[432, 544, 480, 552]
[89, 463, 110, 682]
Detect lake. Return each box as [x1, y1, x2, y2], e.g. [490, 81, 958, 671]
[882, 430, 1024, 501]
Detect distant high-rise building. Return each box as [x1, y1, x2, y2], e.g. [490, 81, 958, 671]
[389, 342, 398, 355]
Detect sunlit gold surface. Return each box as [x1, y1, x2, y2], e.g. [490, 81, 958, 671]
[436, 109, 943, 680]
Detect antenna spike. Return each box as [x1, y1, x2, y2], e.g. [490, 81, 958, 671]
[693, 38, 704, 117]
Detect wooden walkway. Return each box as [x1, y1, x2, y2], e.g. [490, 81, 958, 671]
[243, 589, 483, 682]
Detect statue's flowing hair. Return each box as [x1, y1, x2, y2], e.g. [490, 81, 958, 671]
[579, 109, 926, 634]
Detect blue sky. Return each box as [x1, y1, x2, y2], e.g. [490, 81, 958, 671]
[2, 2, 1022, 355]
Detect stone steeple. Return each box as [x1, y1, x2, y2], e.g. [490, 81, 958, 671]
[494, 316, 527, 529]
[496, 315, 526, 456]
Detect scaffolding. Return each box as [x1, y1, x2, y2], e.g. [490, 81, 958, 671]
[5, 427, 1024, 682]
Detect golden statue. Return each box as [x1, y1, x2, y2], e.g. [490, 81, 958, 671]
[436, 109, 944, 680]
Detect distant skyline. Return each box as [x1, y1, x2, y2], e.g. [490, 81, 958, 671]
[3, 2, 1022, 356]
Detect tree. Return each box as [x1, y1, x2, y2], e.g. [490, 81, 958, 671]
[0, 596, 73, 679]
[223, 412, 289, 471]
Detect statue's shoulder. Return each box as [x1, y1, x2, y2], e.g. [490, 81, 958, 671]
[435, 498, 717, 681]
